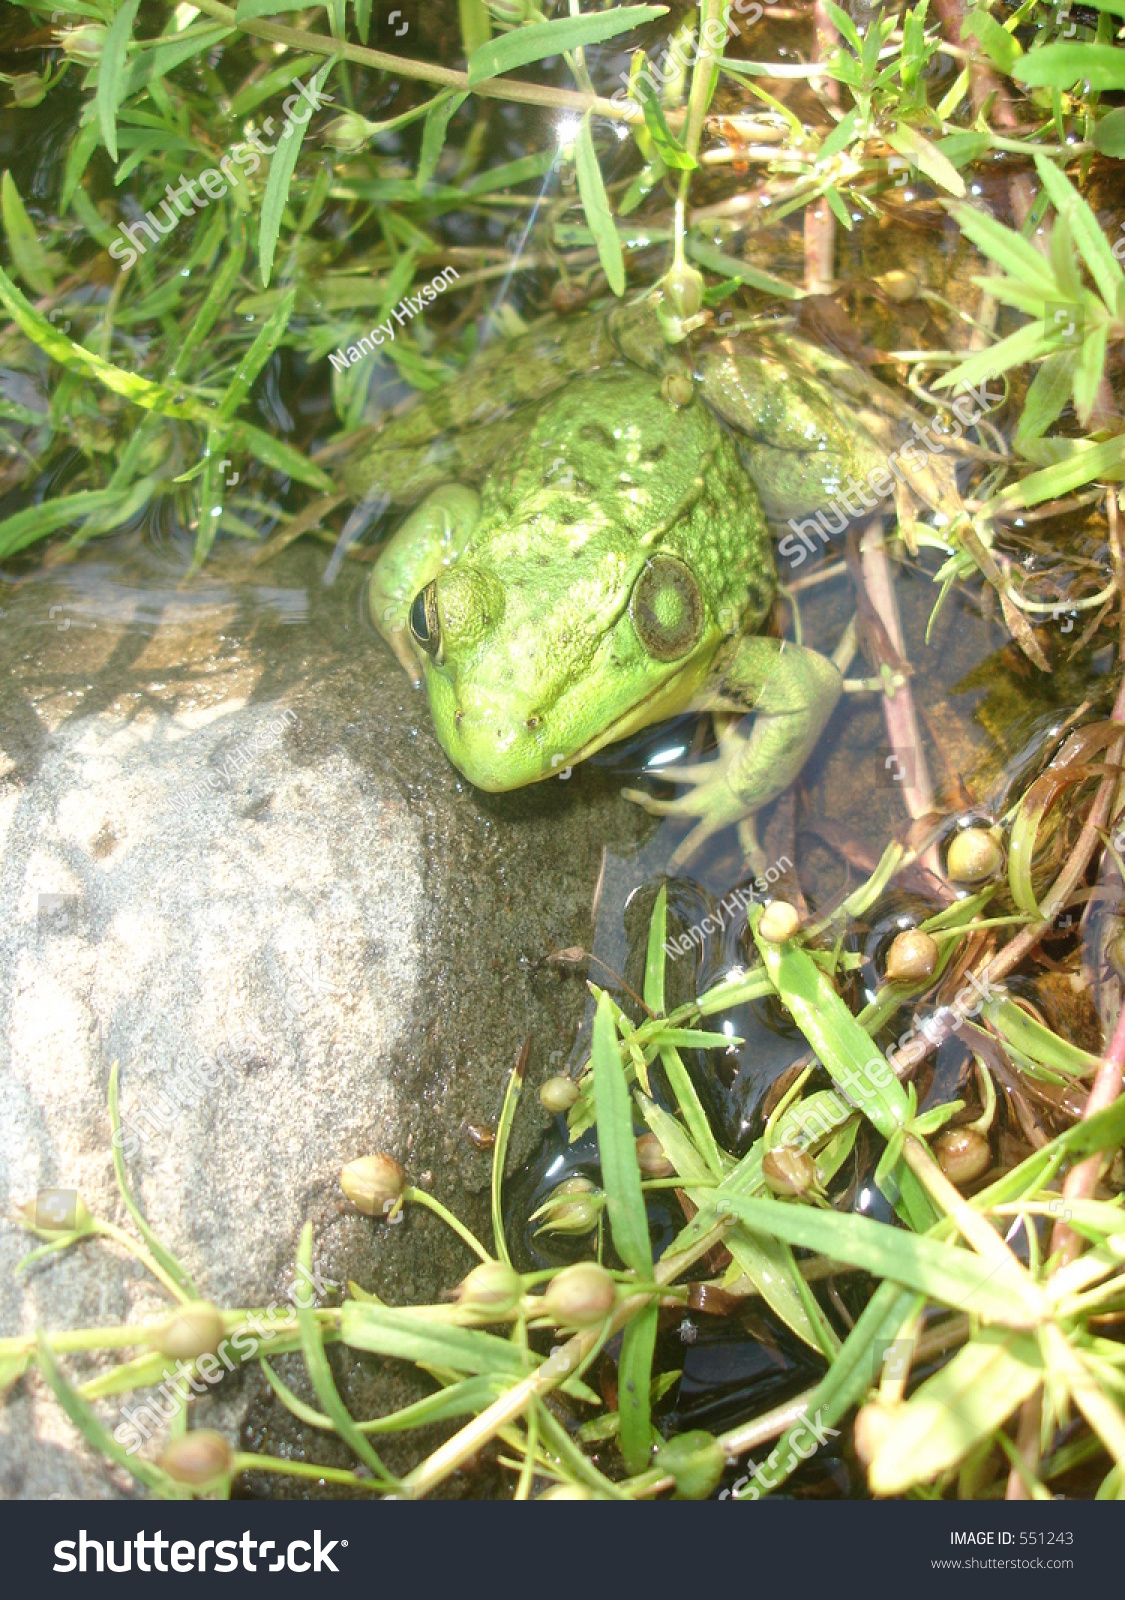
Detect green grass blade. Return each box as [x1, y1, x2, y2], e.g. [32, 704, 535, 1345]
[618, 1302, 658, 1475]
[592, 992, 652, 1278]
[466, 6, 668, 85]
[36, 1334, 177, 1497]
[97, 0, 141, 164]
[866, 1331, 1044, 1494]
[1, 171, 57, 295]
[259, 58, 335, 287]
[108, 1062, 201, 1300]
[491, 1044, 527, 1266]
[643, 885, 668, 1015]
[715, 1192, 1044, 1326]
[294, 1224, 395, 1483]
[575, 113, 625, 297]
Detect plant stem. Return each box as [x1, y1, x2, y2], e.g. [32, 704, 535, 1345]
[190, 0, 639, 121]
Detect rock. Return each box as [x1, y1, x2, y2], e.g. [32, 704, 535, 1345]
[0, 539, 633, 1497]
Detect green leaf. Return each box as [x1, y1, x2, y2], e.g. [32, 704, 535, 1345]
[630, 71, 697, 170]
[995, 434, 1125, 507]
[643, 885, 667, 1015]
[592, 992, 652, 1278]
[236, 0, 327, 16]
[295, 1223, 394, 1483]
[574, 112, 625, 297]
[466, 6, 668, 85]
[340, 1302, 598, 1401]
[259, 57, 335, 287]
[1093, 107, 1125, 156]
[886, 123, 966, 197]
[1, 172, 57, 296]
[945, 201, 1059, 295]
[618, 1303, 658, 1475]
[685, 239, 803, 300]
[713, 1191, 1045, 1327]
[1034, 154, 1124, 310]
[416, 91, 467, 191]
[866, 1331, 1044, 1494]
[97, 0, 141, 164]
[36, 1334, 177, 1498]
[1014, 43, 1125, 91]
[816, 106, 859, 164]
[960, 8, 1022, 73]
[107, 1062, 201, 1299]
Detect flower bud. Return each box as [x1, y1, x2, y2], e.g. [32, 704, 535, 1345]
[6, 73, 47, 109]
[158, 1430, 233, 1486]
[321, 112, 376, 152]
[661, 372, 694, 408]
[539, 1075, 579, 1113]
[874, 268, 919, 302]
[57, 25, 106, 63]
[661, 261, 705, 319]
[456, 1260, 523, 1316]
[884, 929, 938, 984]
[23, 1190, 90, 1233]
[532, 1176, 603, 1237]
[946, 827, 1003, 884]
[932, 1126, 990, 1185]
[654, 1429, 725, 1498]
[549, 281, 587, 315]
[540, 1262, 616, 1327]
[537, 1483, 593, 1499]
[635, 1132, 675, 1177]
[151, 1301, 226, 1361]
[340, 1153, 405, 1216]
[759, 901, 800, 943]
[762, 1146, 816, 1197]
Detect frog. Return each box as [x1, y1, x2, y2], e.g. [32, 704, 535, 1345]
[347, 294, 963, 865]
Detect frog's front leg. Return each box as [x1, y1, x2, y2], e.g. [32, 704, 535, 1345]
[623, 637, 842, 870]
[368, 484, 480, 685]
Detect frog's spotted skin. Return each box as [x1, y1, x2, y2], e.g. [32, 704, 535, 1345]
[358, 298, 945, 861]
[396, 365, 773, 793]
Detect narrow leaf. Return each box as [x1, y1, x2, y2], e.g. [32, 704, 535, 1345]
[467, 6, 667, 85]
[97, 0, 141, 164]
[592, 992, 652, 1277]
[574, 113, 625, 297]
[618, 1303, 658, 1475]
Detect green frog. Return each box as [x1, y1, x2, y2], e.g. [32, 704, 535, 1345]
[348, 295, 958, 864]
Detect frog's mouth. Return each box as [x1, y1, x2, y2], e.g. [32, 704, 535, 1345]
[427, 655, 710, 793]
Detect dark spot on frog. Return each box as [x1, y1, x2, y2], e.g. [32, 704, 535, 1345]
[580, 421, 616, 448]
[91, 823, 117, 859]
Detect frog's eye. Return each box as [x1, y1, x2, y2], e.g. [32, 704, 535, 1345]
[409, 582, 442, 661]
[630, 554, 705, 662]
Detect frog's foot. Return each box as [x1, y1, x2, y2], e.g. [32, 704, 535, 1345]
[623, 638, 842, 871]
[622, 732, 756, 870]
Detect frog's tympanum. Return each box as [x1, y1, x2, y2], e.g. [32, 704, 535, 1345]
[348, 297, 958, 863]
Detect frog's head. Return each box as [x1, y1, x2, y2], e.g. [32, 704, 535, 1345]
[409, 540, 737, 790]
[404, 366, 773, 792]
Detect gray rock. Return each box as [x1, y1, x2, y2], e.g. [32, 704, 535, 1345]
[0, 540, 634, 1498]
